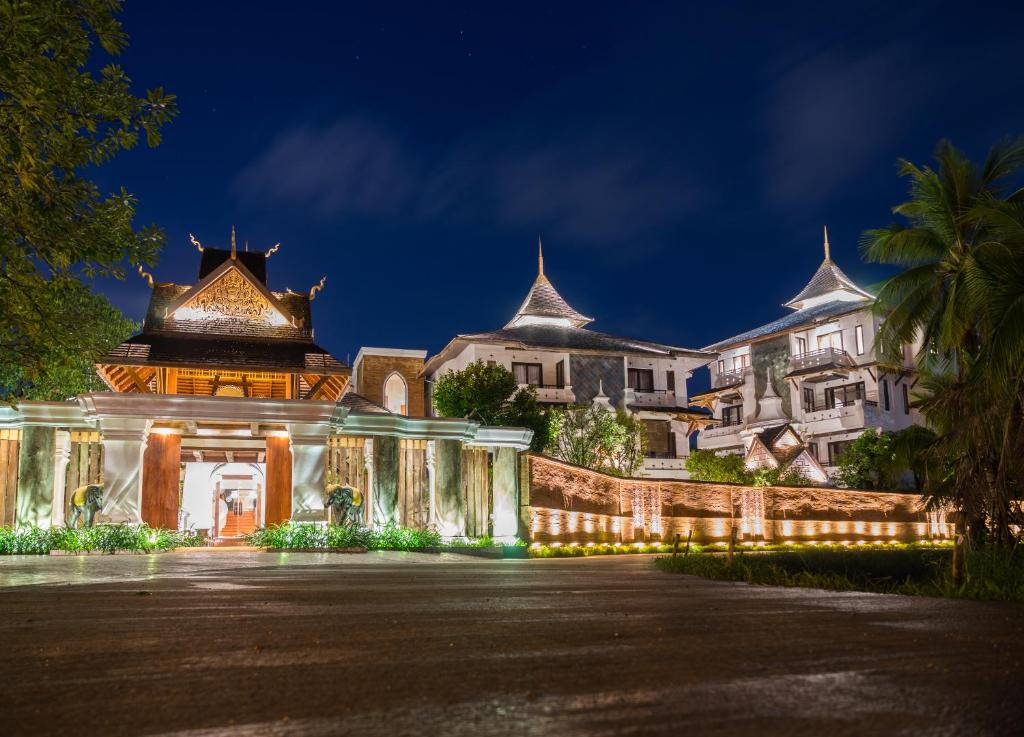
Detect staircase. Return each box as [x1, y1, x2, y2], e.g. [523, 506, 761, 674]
[219, 510, 256, 538]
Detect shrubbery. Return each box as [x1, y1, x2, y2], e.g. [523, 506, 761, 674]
[0, 524, 203, 555]
[246, 522, 442, 551]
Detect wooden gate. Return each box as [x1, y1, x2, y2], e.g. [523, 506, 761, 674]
[327, 436, 370, 525]
[462, 447, 489, 538]
[0, 430, 20, 527]
[398, 439, 429, 529]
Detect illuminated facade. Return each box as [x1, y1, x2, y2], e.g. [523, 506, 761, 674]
[424, 241, 715, 479]
[693, 229, 924, 478]
[0, 232, 530, 541]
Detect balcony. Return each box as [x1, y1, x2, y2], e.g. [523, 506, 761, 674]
[713, 366, 752, 389]
[788, 348, 856, 378]
[519, 383, 575, 404]
[641, 456, 687, 478]
[802, 397, 880, 431]
[626, 388, 677, 407]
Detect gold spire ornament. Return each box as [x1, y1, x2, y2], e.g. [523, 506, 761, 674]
[266, 242, 281, 258]
[537, 235, 547, 281]
[188, 233, 204, 253]
[309, 276, 327, 300]
[823, 225, 831, 261]
[230, 225, 237, 259]
[137, 264, 154, 288]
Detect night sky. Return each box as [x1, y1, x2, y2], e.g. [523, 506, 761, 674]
[93, 1, 1024, 391]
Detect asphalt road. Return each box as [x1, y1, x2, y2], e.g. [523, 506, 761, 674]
[0, 551, 1021, 737]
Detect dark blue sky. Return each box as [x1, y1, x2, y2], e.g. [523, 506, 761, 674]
[95, 0, 1024, 381]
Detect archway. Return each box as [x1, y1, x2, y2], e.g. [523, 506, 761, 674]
[383, 372, 408, 415]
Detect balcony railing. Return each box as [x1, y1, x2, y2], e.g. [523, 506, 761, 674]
[788, 347, 856, 374]
[519, 383, 575, 403]
[713, 367, 751, 389]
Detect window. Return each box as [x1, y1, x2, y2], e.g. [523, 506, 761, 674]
[717, 359, 726, 375]
[555, 360, 565, 389]
[827, 440, 855, 465]
[817, 331, 843, 351]
[732, 354, 750, 371]
[855, 325, 865, 356]
[383, 372, 408, 415]
[512, 362, 542, 386]
[666, 371, 675, 392]
[721, 404, 743, 427]
[796, 336, 807, 355]
[808, 442, 819, 460]
[902, 384, 910, 414]
[881, 379, 890, 411]
[486, 360, 496, 367]
[825, 382, 864, 409]
[628, 368, 655, 392]
[802, 387, 815, 413]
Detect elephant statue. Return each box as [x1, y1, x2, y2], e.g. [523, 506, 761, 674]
[325, 484, 364, 527]
[67, 484, 103, 529]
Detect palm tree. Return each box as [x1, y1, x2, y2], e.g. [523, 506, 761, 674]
[862, 138, 1024, 547]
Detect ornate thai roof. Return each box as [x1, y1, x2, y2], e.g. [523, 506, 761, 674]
[506, 240, 593, 328]
[783, 228, 874, 310]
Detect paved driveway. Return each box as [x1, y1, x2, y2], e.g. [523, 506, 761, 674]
[0, 552, 1021, 737]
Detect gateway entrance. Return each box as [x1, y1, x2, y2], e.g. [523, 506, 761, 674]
[181, 461, 266, 541]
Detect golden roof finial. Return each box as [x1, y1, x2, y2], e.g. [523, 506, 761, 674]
[538, 235, 545, 278]
[823, 225, 831, 261]
[188, 233, 204, 253]
[309, 275, 327, 301]
[231, 225, 237, 259]
[137, 264, 154, 288]
[266, 242, 281, 258]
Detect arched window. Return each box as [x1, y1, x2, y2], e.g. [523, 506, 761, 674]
[383, 372, 408, 415]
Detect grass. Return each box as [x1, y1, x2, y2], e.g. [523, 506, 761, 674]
[655, 547, 1024, 602]
[529, 542, 697, 557]
[245, 522, 443, 551]
[0, 524, 203, 554]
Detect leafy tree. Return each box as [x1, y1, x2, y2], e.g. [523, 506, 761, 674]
[432, 361, 551, 451]
[863, 138, 1024, 546]
[685, 449, 748, 484]
[545, 404, 647, 476]
[831, 430, 895, 489]
[750, 465, 813, 488]
[0, 1, 177, 401]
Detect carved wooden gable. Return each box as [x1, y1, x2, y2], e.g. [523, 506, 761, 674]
[172, 266, 290, 327]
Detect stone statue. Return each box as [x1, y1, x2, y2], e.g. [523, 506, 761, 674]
[67, 484, 103, 528]
[325, 484, 364, 527]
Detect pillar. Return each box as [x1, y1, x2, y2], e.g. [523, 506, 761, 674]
[373, 435, 399, 526]
[492, 446, 519, 543]
[291, 433, 328, 523]
[265, 434, 292, 525]
[51, 430, 72, 528]
[100, 421, 149, 524]
[434, 439, 465, 537]
[16, 426, 55, 527]
[141, 430, 181, 529]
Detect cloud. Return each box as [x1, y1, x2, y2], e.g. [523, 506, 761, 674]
[234, 117, 703, 244]
[762, 44, 933, 206]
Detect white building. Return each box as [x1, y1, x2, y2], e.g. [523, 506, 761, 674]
[424, 243, 713, 479]
[693, 229, 923, 478]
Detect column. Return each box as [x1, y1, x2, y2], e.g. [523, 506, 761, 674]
[50, 430, 72, 528]
[491, 446, 519, 543]
[16, 426, 56, 527]
[99, 421, 150, 524]
[141, 429, 182, 529]
[265, 433, 292, 525]
[291, 434, 328, 523]
[372, 435, 399, 526]
[434, 439, 465, 537]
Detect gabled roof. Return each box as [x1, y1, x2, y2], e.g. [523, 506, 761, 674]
[163, 257, 298, 327]
[506, 240, 592, 328]
[200, 247, 268, 284]
[703, 299, 867, 352]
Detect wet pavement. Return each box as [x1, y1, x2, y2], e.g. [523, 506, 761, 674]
[0, 551, 1021, 737]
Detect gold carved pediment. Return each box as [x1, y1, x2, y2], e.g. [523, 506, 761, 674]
[172, 268, 289, 326]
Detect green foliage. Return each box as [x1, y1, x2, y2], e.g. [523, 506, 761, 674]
[685, 449, 749, 483]
[831, 430, 894, 489]
[529, 542, 693, 557]
[432, 362, 552, 451]
[246, 522, 442, 551]
[686, 449, 813, 487]
[0, 524, 193, 554]
[656, 547, 1024, 601]
[0, 0, 177, 401]
[862, 138, 1024, 545]
[546, 404, 647, 476]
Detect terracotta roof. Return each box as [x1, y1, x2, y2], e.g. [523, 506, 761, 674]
[784, 258, 874, 309]
[338, 391, 391, 414]
[507, 274, 593, 328]
[103, 334, 347, 375]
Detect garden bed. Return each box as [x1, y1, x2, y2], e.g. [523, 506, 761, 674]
[1, 524, 205, 555]
[655, 547, 1024, 602]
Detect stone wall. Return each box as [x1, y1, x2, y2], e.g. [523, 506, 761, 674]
[525, 454, 951, 546]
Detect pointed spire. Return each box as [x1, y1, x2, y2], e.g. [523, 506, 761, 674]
[537, 235, 545, 279]
[823, 225, 831, 261]
[230, 225, 237, 259]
